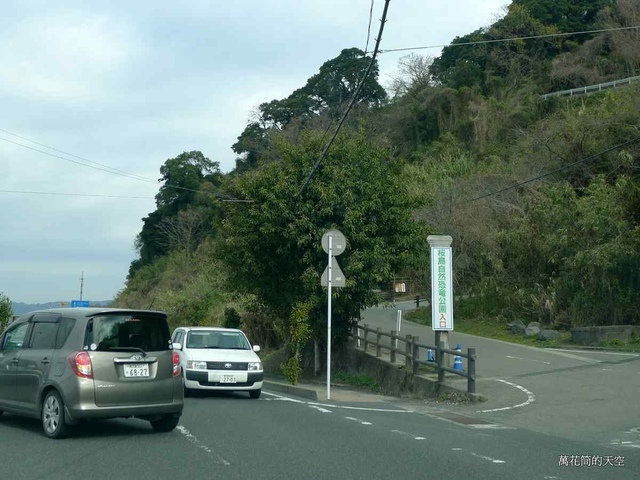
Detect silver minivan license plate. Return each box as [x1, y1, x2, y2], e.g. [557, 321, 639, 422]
[123, 364, 149, 377]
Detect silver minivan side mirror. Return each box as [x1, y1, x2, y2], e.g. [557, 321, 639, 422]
[252, 345, 260, 353]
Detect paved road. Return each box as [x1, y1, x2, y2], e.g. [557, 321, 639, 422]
[360, 303, 640, 452]
[0, 388, 636, 479]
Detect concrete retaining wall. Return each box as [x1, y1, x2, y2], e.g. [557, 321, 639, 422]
[571, 325, 640, 345]
[344, 347, 469, 400]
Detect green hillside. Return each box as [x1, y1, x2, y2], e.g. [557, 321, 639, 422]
[114, 0, 640, 371]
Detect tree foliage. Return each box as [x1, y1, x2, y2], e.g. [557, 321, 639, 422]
[132, 151, 222, 274]
[0, 292, 12, 332]
[232, 48, 387, 170]
[220, 129, 421, 343]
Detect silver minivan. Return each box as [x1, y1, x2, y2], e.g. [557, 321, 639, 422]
[0, 308, 183, 438]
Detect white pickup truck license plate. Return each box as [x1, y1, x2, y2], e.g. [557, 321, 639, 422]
[123, 364, 149, 378]
[221, 375, 236, 383]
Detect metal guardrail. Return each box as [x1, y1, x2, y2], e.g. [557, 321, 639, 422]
[354, 323, 477, 394]
[542, 75, 640, 100]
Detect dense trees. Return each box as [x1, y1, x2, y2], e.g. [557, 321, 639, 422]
[220, 130, 421, 344]
[131, 151, 222, 275]
[120, 0, 640, 357]
[232, 48, 386, 170]
[0, 292, 12, 331]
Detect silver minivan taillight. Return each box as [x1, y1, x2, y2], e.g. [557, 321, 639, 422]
[172, 351, 181, 377]
[69, 351, 93, 379]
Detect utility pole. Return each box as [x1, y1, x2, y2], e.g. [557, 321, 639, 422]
[79, 271, 84, 301]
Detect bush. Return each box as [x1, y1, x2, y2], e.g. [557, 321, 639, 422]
[223, 307, 241, 329]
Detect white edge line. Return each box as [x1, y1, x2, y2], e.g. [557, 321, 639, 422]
[310, 405, 332, 413]
[263, 391, 305, 403]
[477, 379, 535, 413]
[264, 391, 413, 413]
[548, 348, 639, 357]
[177, 425, 231, 466]
[308, 401, 414, 413]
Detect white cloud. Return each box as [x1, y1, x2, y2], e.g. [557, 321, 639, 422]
[1, 11, 136, 100]
[0, 0, 510, 303]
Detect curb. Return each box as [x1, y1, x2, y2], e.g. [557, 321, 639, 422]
[263, 380, 319, 401]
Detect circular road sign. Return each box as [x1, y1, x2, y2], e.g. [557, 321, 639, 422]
[322, 230, 346, 256]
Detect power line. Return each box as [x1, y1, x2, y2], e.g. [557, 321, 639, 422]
[0, 128, 155, 183]
[0, 189, 153, 199]
[379, 25, 640, 54]
[364, 0, 375, 54]
[297, 0, 391, 197]
[457, 136, 640, 205]
[0, 136, 159, 184]
[1, 130, 251, 202]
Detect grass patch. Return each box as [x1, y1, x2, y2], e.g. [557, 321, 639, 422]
[436, 391, 470, 404]
[404, 307, 571, 348]
[332, 371, 381, 393]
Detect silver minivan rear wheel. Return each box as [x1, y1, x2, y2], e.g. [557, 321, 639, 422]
[42, 391, 68, 439]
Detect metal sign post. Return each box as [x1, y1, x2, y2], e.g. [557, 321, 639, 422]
[326, 235, 333, 401]
[395, 309, 402, 349]
[428, 235, 454, 367]
[321, 230, 346, 401]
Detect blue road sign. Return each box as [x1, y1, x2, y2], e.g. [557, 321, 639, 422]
[71, 300, 90, 308]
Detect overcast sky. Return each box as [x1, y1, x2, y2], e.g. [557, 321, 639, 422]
[0, 0, 507, 304]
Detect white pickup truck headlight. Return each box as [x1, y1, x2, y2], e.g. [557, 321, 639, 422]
[248, 362, 262, 371]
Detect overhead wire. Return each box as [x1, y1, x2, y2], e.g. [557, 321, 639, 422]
[456, 136, 640, 205]
[0, 188, 153, 200]
[379, 25, 640, 54]
[364, 0, 375, 54]
[0, 130, 251, 202]
[0, 128, 154, 183]
[297, 0, 391, 198]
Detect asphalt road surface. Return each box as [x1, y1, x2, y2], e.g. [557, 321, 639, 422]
[0, 386, 637, 479]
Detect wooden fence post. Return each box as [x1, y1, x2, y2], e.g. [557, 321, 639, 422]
[437, 341, 445, 383]
[412, 336, 420, 375]
[376, 327, 382, 357]
[405, 335, 412, 368]
[390, 330, 396, 363]
[363, 324, 369, 352]
[468, 348, 476, 394]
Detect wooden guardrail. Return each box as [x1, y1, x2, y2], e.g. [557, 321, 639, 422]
[353, 323, 476, 394]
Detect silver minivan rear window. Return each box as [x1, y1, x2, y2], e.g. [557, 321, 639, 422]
[85, 314, 171, 352]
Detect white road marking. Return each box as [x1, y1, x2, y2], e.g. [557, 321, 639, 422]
[539, 350, 600, 363]
[452, 447, 506, 464]
[310, 405, 332, 413]
[263, 392, 305, 403]
[610, 440, 640, 449]
[308, 401, 413, 413]
[477, 379, 535, 413]
[345, 416, 372, 425]
[391, 429, 425, 440]
[264, 391, 412, 413]
[506, 355, 551, 365]
[470, 452, 506, 464]
[177, 425, 231, 466]
[469, 424, 514, 430]
[549, 349, 639, 357]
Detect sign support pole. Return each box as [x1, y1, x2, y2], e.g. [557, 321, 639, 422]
[326, 235, 333, 400]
